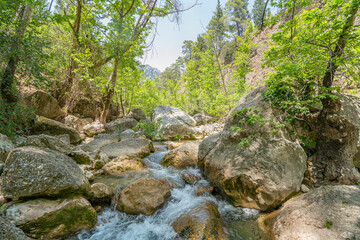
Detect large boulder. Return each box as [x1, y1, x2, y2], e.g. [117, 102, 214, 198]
[193, 113, 214, 126]
[116, 177, 171, 216]
[24, 90, 65, 121]
[26, 134, 72, 155]
[160, 141, 201, 169]
[90, 183, 114, 204]
[150, 106, 196, 140]
[63, 115, 93, 132]
[128, 108, 146, 121]
[1, 147, 90, 200]
[6, 197, 97, 240]
[104, 118, 138, 133]
[260, 185, 360, 240]
[191, 123, 224, 139]
[32, 116, 81, 144]
[68, 98, 101, 119]
[0, 213, 30, 240]
[83, 121, 105, 137]
[80, 133, 119, 154]
[198, 87, 307, 211]
[0, 134, 14, 162]
[100, 138, 154, 159]
[120, 129, 146, 140]
[172, 201, 227, 240]
[102, 155, 149, 176]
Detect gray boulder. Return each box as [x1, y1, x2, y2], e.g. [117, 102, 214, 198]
[261, 185, 360, 240]
[83, 121, 104, 137]
[32, 116, 81, 144]
[160, 141, 201, 169]
[128, 108, 146, 121]
[2, 147, 90, 199]
[150, 106, 196, 140]
[63, 115, 93, 132]
[104, 118, 138, 133]
[26, 134, 72, 155]
[100, 138, 154, 159]
[120, 129, 146, 140]
[198, 87, 307, 211]
[80, 133, 120, 154]
[6, 197, 96, 240]
[0, 134, 14, 162]
[193, 113, 214, 126]
[0, 213, 30, 240]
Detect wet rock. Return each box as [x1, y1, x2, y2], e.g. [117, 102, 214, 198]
[260, 185, 360, 240]
[24, 90, 65, 121]
[127, 108, 146, 121]
[150, 106, 196, 140]
[102, 155, 149, 176]
[160, 141, 200, 169]
[116, 177, 171, 216]
[1, 147, 90, 200]
[198, 87, 307, 211]
[172, 201, 227, 240]
[6, 197, 96, 240]
[195, 184, 214, 196]
[80, 133, 120, 154]
[90, 183, 114, 204]
[101, 138, 154, 159]
[181, 172, 201, 185]
[32, 116, 81, 144]
[0, 213, 30, 240]
[0, 133, 14, 162]
[26, 134, 72, 155]
[104, 118, 138, 133]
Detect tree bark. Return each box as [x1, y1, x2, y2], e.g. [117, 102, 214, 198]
[1, 4, 32, 103]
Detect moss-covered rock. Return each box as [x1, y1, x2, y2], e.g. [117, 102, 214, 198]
[6, 197, 97, 240]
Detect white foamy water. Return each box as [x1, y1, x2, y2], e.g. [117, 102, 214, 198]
[77, 146, 262, 240]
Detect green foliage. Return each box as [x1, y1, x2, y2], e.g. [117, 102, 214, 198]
[94, 161, 104, 170]
[173, 134, 182, 141]
[189, 134, 196, 140]
[133, 120, 163, 140]
[0, 99, 36, 138]
[324, 220, 333, 229]
[252, 0, 270, 29]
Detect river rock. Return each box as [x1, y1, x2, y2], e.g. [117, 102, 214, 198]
[32, 116, 81, 144]
[104, 118, 138, 133]
[26, 134, 72, 155]
[181, 172, 201, 185]
[24, 90, 65, 121]
[6, 197, 96, 240]
[198, 87, 307, 211]
[1, 147, 90, 199]
[116, 177, 171, 216]
[101, 138, 154, 159]
[261, 185, 360, 240]
[90, 183, 114, 204]
[81, 133, 120, 154]
[150, 106, 196, 140]
[191, 123, 224, 139]
[0, 213, 30, 240]
[160, 141, 200, 169]
[128, 108, 146, 121]
[0, 133, 14, 162]
[172, 201, 227, 240]
[102, 156, 149, 176]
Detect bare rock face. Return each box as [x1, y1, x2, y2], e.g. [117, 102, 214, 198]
[198, 87, 307, 211]
[100, 138, 154, 159]
[172, 201, 227, 240]
[0, 213, 30, 240]
[150, 106, 196, 140]
[160, 141, 200, 169]
[1, 147, 90, 200]
[116, 177, 171, 216]
[32, 116, 81, 144]
[102, 155, 149, 176]
[260, 185, 360, 240]
[24, 90, 65, 121]
[80, 133, 120, 154]
[90, 183, 114, 204]
[6, 197, 97, 240]
[104, 118, 138, 133]
[0, 133, 14, 162]
[26, 134, 72, 155]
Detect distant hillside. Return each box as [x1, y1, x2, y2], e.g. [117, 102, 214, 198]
[139, 64, 161, 81]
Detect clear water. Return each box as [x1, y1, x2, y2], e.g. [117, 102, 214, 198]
[77, 146, 267, 240]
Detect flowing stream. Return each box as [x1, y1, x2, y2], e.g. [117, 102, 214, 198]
[76, 143, 267, 240]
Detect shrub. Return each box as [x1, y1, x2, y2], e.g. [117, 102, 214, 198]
[133, 119, 163, 140]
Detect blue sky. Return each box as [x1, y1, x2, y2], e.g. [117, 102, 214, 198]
[142, 0, 256, 71]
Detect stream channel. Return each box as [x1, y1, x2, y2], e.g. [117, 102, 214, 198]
[76, 142, 267, 240]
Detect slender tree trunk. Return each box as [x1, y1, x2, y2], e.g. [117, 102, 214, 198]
[306, 0, 360, 185]
[100, 59, 119, 124]
[1, 4, 32, 103]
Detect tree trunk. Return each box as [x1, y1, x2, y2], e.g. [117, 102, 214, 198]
[100, 59, 119, 124]
[1, 4, 32, 103]
[306, 0, 360, 185]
